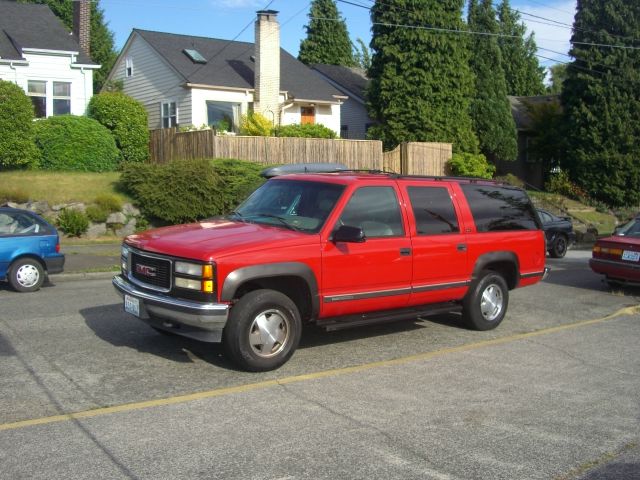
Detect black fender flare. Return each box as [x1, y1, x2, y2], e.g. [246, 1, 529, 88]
[471, 251, 520, 289]
[221, 262, 320, 317]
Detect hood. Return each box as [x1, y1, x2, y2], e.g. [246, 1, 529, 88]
[124, 218, 318, 261]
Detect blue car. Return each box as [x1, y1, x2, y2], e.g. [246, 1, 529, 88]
[0, 207, 65, 292]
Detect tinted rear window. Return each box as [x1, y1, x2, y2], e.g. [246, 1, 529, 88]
[460, 184, 540, 232]
[407, 186, 459, 234]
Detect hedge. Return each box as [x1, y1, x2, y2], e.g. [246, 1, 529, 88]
[0, 80, 39, 169]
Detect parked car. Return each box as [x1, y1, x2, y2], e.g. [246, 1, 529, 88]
[537, 209, 576, 258]
[590, 214, 640, 287]
[113, 165, 547, 371]
[0, 208, 64, 292]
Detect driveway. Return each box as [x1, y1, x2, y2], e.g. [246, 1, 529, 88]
[0, 250, 638, 479]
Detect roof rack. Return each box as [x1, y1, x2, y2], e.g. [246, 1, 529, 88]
[260, 163, 349, 178]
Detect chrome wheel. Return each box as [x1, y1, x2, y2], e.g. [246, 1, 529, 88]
[16, 264, 41, 288]
[480, 283, 503, 322]
[248, 308, 290, 358]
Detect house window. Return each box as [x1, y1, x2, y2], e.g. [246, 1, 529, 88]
[301, 106, 315, 125]
[162, 102, 178, 128]
[125, 57, 133, 77]
[52, 82, 71, 115]
[27, 80, 47, 118]
[340, 125, 349, 139]
[207, 101, 240, 132]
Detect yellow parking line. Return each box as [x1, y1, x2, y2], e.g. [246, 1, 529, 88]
[2, 305, 638, 433]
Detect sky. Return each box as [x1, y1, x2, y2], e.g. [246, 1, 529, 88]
[101, 0, 578, 74]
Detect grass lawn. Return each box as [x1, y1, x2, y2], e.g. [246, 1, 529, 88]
[0, 171, 130, 205]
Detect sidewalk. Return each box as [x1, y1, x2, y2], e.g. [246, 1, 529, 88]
[51, 242, 121, 281]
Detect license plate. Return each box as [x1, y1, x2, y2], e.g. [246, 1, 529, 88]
[124, 294, 140, 317]
[622, 250, 640, 262]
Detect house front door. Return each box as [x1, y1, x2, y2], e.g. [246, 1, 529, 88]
[301, 106, 315, 125]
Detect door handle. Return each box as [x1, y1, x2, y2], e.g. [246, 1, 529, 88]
[457, 243, 467, 252]
[399, 248, 411, 256]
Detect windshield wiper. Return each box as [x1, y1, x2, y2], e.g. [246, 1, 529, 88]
[253, 213, 301, 231]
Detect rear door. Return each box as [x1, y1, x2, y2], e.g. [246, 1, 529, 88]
[321, 182, 412, 317]
[398, 181, 471, 304]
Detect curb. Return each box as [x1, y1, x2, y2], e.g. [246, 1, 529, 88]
[49, 271, 117, 283]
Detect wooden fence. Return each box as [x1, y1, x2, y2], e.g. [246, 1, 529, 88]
[148, 128, 451, 176]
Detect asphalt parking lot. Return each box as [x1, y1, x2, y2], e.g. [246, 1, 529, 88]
[0, 250, 639, 479]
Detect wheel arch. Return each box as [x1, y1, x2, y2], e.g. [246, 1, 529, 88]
[221, 262, 319, 322]
[472, 252, 520, 290]
[10, 253, 46, 271]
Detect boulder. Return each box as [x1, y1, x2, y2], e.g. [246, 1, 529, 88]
[122, 203, 141, 217]
[116, 218, 137, 237]
[27, 201, 50, 214]
[86, 223, 107, 239]
[106, 212, 127, 225]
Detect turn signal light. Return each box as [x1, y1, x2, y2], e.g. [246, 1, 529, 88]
[202, 280, 214, 293]
[202, 264, 213, 279]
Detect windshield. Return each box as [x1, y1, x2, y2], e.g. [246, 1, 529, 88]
[232, 179, 345, 233]
[615, 217, 640, 238]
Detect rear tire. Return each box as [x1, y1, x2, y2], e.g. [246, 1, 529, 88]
[462, 271, 509, 330]
[8, 258, 45, 293]
[223, 289, 301, 372]
[549, 234, 568, 258]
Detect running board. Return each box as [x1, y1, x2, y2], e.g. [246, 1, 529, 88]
[318, 302, 462, 332]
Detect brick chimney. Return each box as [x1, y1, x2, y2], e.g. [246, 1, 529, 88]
[254, 10, 280, 125]
[73, 0, 91, 56]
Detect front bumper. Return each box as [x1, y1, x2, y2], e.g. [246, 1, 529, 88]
[112, 274, 230, 342]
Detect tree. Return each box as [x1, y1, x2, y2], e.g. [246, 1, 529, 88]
[561, 0, 640, 207]
[298, 0, 355, 66]
[18, 0, 117, 92]
[353, 38, 371, 71]
[497, 0, 545, 96]
[468, 0, 517, 163]
[367, 0, 479, 152]
[0, 80, 40, 169]
[546, 63, 567, 94]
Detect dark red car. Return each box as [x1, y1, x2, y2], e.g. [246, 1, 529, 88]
[590, 215, 640, 287]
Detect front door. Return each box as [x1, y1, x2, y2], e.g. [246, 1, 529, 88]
[301, 106, 315, 125]
[321, 184, 412, 317]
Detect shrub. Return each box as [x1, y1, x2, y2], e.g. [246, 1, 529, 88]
[120, 159, 224, 223]
[274, 123, 337, 139]
[239, 112, 273, 136]
[57, 208, 89, 237]
[447, 153, 495, 179]
[88, 92, 149, 164]
[212, 159, 266, 212]
[94, 193, 123, 213]
[0, 80, 40, 169]
[494, 173, 525, 188]
[545, 170, 587, 201]
[85, 205, 109, 223]
[34, 116, 119, 172]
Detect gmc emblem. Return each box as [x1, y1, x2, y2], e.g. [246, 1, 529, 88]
[135, 264, 157, 277]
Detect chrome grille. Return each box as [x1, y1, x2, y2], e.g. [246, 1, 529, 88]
[130, 252, 171, 291]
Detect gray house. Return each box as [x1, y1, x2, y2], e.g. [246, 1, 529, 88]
[311, 63, 373, 140]
[105, 11, 346, 134]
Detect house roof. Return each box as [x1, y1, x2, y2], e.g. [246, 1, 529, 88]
[310, 64, 369, 102]
[509, 95, 560, 131]
[0, 0, 94, 64]
[133, 29, 344, 103]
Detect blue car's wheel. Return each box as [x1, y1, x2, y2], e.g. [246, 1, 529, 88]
[9, 258, 45, 292]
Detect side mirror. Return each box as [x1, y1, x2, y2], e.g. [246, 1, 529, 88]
[333, 225, 366, 243]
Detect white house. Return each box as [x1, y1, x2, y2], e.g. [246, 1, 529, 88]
[106, 11, 346, 135]
[0, 0, 99, 117]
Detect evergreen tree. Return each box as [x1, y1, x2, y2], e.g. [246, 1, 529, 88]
[18, 0, 117, 92]
[298, 0, 355, 66]
[353, 38, 371, 71]
[497, 0, 545, 96]
[561, 0, 640, 207]
[367, 0, 479, 152]
[468, 0, 517, 163]
[546, 63, 567, 94]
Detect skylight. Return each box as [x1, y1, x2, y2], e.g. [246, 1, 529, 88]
[183, 49, 207, 64]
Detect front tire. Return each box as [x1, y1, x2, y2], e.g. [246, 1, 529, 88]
[8, 258, 45, 293]
[223, 289, 301, 372]
[462, 271, 509, 330]
[549, 234, 568, 258]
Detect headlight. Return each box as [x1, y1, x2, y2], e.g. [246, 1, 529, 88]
[175, 277, 202, 290]
[121, 245, 129, 258]
[175, 261, 203, 276]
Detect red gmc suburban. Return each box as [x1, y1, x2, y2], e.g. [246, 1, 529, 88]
[113, 166, 548, 371]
